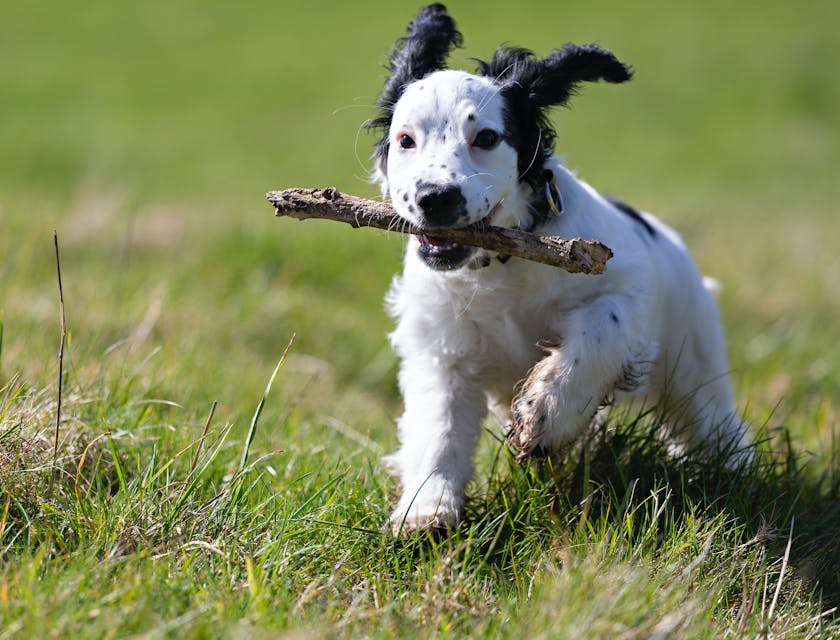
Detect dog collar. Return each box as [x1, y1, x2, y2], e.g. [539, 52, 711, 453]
[544, 169, 564, 217]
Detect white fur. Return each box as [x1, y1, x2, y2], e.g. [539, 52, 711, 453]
[376, 70, 752, 533]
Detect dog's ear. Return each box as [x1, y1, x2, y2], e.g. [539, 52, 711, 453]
[527, 44, 632, 108]
[478, 44, 631, 192]
[479, 43, 631, 107]
[380, 4, 463, 108]
[368, 4, 462, 178]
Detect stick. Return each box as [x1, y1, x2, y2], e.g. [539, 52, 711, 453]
[267, 188, 612, 274]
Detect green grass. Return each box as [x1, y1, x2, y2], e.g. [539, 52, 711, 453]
[1, 0, 839, 637]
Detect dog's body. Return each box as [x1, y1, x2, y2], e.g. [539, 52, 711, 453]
[370, 5, 752, 533]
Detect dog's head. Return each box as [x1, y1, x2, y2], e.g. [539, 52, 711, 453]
[369, 4, 632, 270]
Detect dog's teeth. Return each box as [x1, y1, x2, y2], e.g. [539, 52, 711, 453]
[420, 235, 459, 252]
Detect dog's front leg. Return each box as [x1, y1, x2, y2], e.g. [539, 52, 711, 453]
[385, 353, 486, 534]
[510, 295, 656, 459]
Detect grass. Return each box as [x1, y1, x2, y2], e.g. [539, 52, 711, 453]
[1, 0, 839, 637]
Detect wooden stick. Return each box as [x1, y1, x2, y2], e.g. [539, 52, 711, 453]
[267, 188, 612, 274]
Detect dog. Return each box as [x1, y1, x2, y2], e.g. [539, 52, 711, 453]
[368, 4, 752, 534]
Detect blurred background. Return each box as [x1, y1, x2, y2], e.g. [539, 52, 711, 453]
[1, 0, 838, 450]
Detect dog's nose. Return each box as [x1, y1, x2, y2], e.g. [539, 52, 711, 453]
[415, 183, 466, 227]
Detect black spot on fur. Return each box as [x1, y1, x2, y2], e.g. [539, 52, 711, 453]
[606, 196, 657, 239]
[610, 312, 619, 324]
[402, 192, 409, 202]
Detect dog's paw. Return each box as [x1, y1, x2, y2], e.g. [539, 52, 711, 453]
[509, 390, 552, 462]
[389, 490, 462, 537]
[508, 338, 564, 461]
[388, 508, 457, 537]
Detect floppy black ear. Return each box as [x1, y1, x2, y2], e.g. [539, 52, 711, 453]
[528, 43, 632, 107]
[369, 4, 462, 161]
[479, 43, 631, 106]
[380, 4, 462, 108]
[478, 44, 632, 192]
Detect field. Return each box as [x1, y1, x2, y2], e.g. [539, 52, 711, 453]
[1, 0, 839, 637]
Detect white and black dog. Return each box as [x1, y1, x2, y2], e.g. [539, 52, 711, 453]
[369, 4, 752, 533]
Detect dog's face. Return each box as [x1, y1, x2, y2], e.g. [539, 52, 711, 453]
[384, 70, 523, 269]
[370, 4, 632, 271]
[386, 70, 518, 230]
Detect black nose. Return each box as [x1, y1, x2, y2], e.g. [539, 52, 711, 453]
[415, 183, 466, 228]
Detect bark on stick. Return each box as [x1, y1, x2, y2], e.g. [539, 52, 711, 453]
[267, 187, 612, 274]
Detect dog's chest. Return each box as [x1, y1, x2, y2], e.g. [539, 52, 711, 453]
[465, 291, 548, 376]
[436, 269, 561, 378]
[393, 258, 582, 387]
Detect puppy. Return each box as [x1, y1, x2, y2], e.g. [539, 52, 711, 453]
[369, 4, 752, 533]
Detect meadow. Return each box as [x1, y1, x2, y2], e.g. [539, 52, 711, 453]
[1, 0, 839, 637]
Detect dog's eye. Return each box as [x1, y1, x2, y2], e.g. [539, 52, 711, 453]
[472, 129, 500, 150]
[398, 134, 416, 150]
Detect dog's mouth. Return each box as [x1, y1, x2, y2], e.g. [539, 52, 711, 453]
[415, 202, 502, 271]
[417, 235, 476, 271]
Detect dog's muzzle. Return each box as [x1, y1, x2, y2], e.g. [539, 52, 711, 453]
[416, 235, 477, 271]
[415, 183, 467, 228]
[412, 182, 477, 270]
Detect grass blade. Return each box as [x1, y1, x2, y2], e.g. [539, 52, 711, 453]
[49, 230, 68, 494]
[238, 334, 294, 474]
